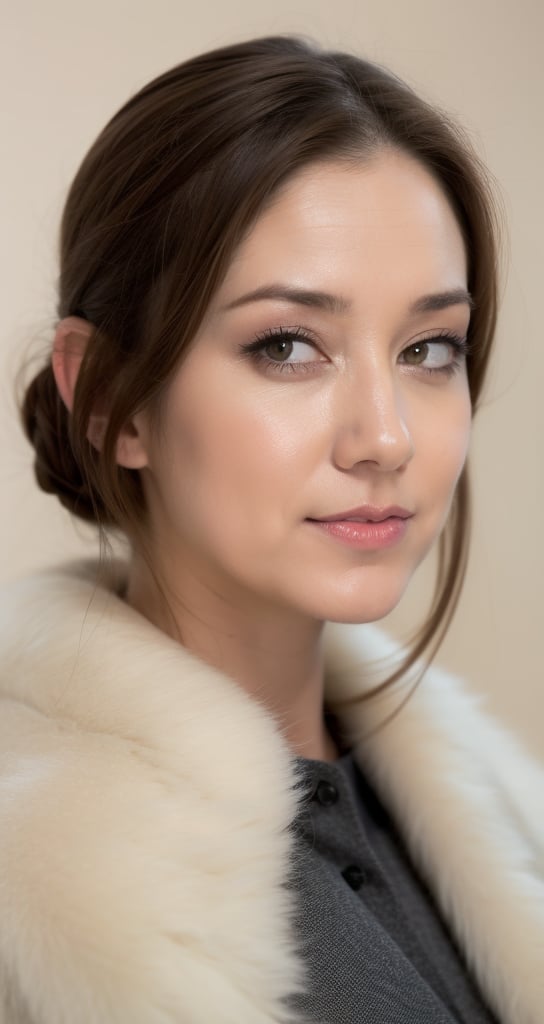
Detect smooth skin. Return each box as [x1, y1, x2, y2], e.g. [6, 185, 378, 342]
[53, 148, 472, 762]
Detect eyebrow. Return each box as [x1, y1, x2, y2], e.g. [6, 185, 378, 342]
[221, 284, 474, 316]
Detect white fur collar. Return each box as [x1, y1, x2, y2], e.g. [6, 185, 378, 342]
[0, 559, 543, 1024]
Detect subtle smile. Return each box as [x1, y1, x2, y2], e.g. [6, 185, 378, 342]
[305, 513, 412, 550]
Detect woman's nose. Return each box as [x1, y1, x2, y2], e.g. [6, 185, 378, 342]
[331, 367, 415, 472]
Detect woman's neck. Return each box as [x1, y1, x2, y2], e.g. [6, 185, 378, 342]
[123, 553, 341, 762]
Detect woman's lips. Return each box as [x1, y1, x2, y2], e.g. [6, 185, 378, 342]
[310, 505, 412, 522]
[306, 516, 410, 550]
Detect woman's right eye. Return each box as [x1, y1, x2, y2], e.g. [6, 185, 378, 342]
[238, 329, 325, 375]
[257, 335, 317, 362]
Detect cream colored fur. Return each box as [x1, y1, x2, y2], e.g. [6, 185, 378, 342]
[0, 559, 542, 1024]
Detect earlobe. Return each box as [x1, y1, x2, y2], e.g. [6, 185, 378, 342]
[115, 416, 150, 470]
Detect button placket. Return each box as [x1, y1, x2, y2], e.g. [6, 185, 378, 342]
[303, 765, 377, 899]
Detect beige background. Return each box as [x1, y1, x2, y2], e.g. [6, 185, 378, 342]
[2, 1, 542, 759]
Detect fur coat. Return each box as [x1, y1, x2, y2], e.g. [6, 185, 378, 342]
[0, 558, 543, 1024]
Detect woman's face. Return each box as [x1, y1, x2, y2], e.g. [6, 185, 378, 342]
[136, 149, 472, 624]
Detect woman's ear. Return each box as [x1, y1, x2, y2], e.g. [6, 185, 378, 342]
[51, 316, 149, 469]
[52, 316, 91, 414]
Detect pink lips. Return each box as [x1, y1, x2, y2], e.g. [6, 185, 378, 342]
[310, 505, 412, 523]
[306, 505, 413, 550]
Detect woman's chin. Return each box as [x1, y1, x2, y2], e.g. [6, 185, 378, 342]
[300, 582, 413, 626]
[323, 602, 403, 626]
[288, 546, 430, 625]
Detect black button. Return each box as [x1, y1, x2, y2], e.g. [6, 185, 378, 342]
[314, 780, 339, 807]
[342, 865, 367, 891]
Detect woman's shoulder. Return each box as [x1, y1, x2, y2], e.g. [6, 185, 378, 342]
[0, 559, 305, 1022]
[324, 615, 544, 905]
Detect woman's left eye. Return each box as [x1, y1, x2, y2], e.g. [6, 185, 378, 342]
[400, 335, 469, 376]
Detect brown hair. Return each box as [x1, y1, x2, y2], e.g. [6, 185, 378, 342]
[20, 35, 502, 684]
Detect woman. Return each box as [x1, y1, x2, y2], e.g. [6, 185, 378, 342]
[0, 34, 542, 1024]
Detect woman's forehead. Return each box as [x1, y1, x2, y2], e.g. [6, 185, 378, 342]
[212, 153, 468, 317]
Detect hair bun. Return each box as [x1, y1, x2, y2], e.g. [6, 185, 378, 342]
[21, 363, 102, 524]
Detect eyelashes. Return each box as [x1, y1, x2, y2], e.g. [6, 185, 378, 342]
[238, 326, 470, 379]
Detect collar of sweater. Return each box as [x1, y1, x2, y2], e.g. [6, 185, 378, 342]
[0, 558, 543, 1024]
